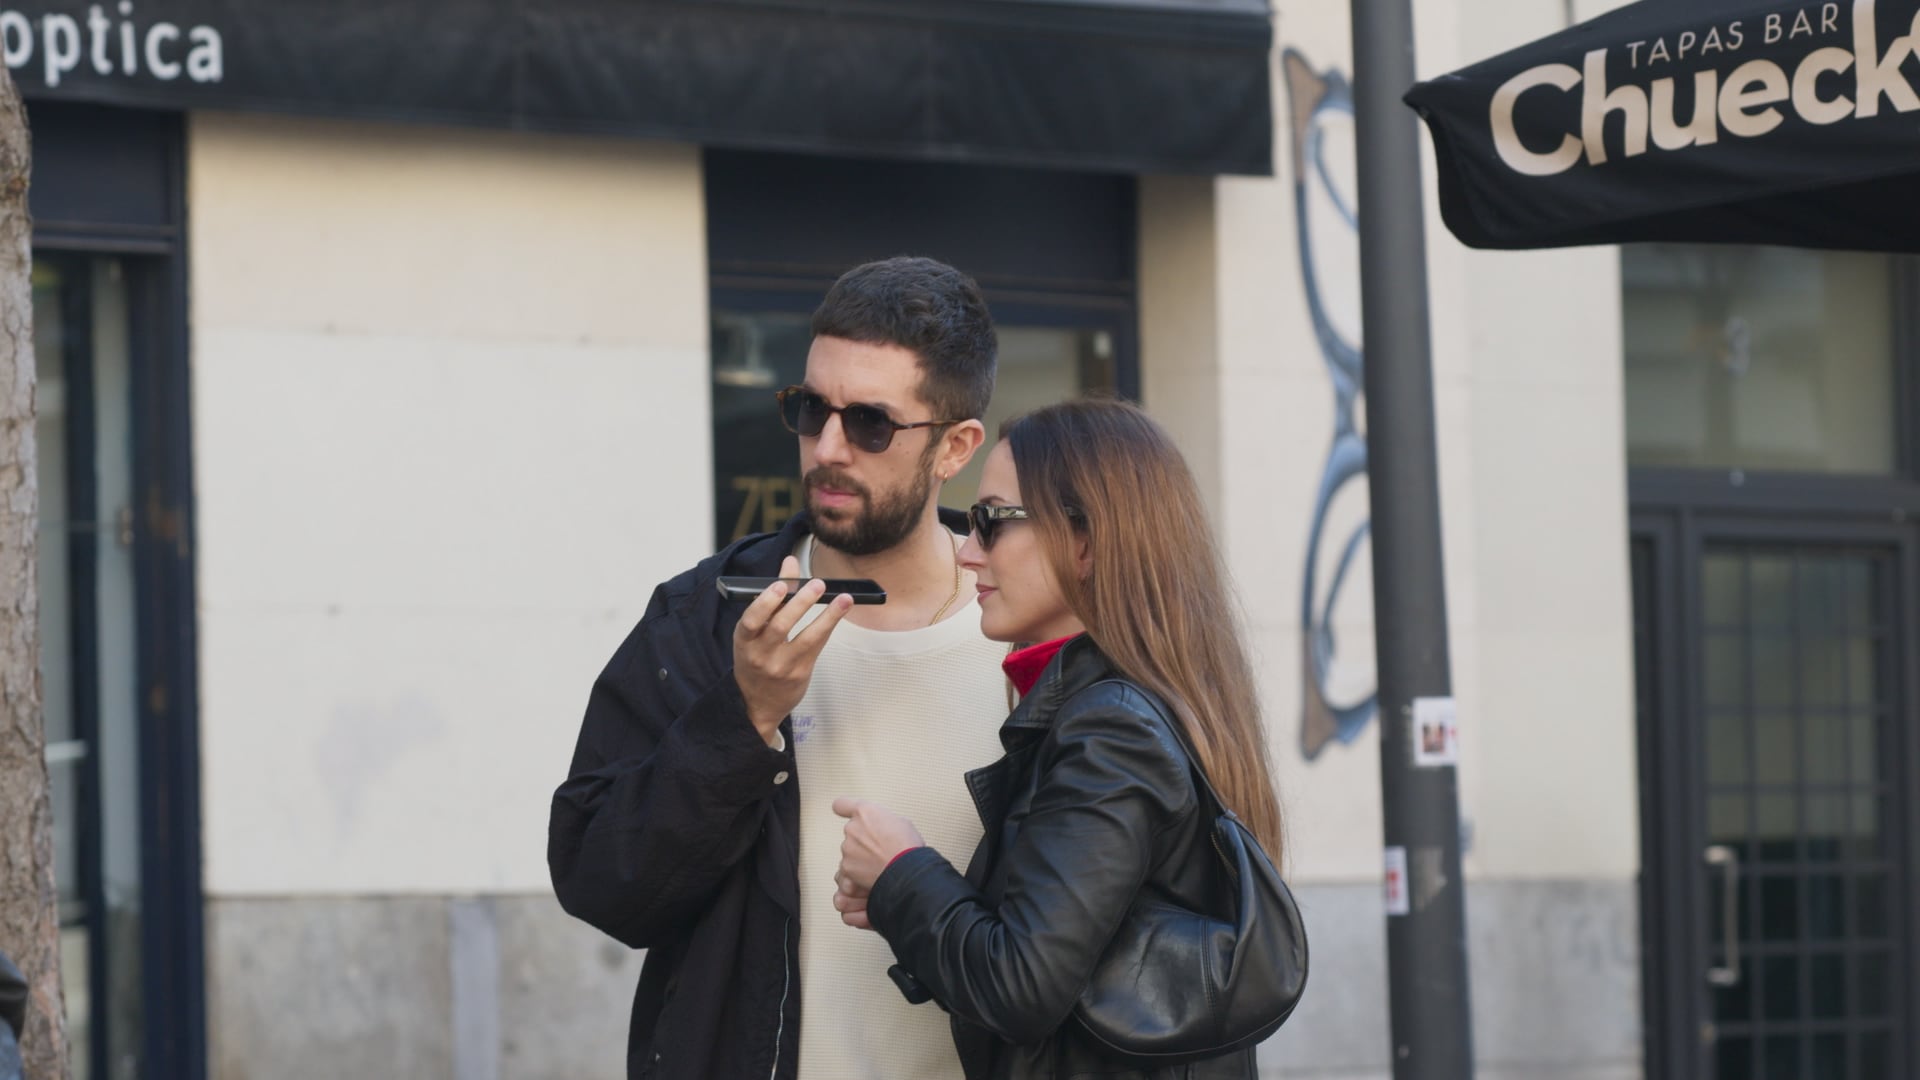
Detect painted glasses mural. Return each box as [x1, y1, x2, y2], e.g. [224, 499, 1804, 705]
[1285, 49, 1379, 760]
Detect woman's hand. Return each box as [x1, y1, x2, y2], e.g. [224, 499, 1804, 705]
[832, 797, 926, 930]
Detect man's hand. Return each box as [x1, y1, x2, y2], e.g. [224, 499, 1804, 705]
[734, 555, 854, 742]
[832, 797, 926, 930]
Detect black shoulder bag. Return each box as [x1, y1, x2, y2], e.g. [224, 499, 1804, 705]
[1071, 693, 1310, 1067]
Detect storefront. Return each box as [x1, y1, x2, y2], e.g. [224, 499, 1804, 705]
[1623, 245, 1920, 1079]
[34, 1, 1917, 1078]
[16, 3, 1273, 1078]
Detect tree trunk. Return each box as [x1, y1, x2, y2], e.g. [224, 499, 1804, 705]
[0, 60, 70, 1080]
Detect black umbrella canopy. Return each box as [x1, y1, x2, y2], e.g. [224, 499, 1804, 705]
[1406, 0, 1920, 251]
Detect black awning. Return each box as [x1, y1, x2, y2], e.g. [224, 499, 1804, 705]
[9, 0, 1274, 176]
[1405, 0, 1920, 251]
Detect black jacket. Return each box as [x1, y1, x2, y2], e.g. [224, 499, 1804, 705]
[548, 509, 973, 1080]
[868, 635, 1258, 1080]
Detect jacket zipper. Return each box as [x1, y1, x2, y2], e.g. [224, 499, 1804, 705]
[769, 916, 792, 1080]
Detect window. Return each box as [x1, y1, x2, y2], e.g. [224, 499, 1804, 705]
[27, 100, 202, 1080]
[36, 255, 143, 1080]
[1622, 245, 1905, 475]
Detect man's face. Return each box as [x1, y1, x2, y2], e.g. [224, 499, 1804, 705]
[797, 336, 944, 556]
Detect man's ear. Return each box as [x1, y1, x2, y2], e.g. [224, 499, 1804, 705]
[936, 419, 988, 480]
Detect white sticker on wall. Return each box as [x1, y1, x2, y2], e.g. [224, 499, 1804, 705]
[1411, 696, 1459, 768]
[1383, 845, 1410, 917]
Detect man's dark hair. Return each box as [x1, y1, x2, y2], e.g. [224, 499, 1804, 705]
[810, 256, 997, 421]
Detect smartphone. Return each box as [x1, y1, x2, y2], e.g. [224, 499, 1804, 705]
[715, 576, 887, 604]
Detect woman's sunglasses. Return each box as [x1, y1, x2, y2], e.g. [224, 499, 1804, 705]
[776, 386, 962, 454]
[968, 503, 1085, 550]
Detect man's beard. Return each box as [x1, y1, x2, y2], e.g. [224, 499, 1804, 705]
[805, 454, 936, 557]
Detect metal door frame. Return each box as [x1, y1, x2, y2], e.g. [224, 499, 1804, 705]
[31, 103, 205, 1080]
[1631, 506, 1920, 1079]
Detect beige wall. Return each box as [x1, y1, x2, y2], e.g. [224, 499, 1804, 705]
[1138, 174, 1225, 522]
[1138, 0, 1640, 890]
[189, 114, 709, 895]
[1139, 11, 1645, 1073]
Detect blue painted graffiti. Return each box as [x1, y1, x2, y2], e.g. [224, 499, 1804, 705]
[1285, 48, 1378, 760]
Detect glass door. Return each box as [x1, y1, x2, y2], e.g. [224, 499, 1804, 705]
[35, 254, 145, 1080]
[1633, 521, 1916, 1080]
[1698, 545, 1908, 1079]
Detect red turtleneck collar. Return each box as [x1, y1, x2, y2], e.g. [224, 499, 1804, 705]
[1003, 635, 1080, 697]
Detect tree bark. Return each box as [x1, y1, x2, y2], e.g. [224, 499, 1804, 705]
[0, 60, 71, 1080]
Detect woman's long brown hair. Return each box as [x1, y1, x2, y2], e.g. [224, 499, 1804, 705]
[1005, 398, 1285, 863]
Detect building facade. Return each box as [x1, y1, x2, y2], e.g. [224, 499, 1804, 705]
[21, 0, 1918, 1079]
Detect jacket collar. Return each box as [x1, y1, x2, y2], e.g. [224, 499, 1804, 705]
[719, 510, 817, 578]
[1001, 633, 1118, 745]
[963, 634, 1125, 843]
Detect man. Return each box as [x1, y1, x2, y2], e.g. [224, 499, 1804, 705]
[550, 256, 1011, 1080]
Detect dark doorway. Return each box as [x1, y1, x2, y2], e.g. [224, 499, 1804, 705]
[29, 103, 203, 1080]
[1632, 512, 1918, 1080]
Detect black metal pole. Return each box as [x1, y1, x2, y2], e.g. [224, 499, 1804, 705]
[1349, 0, 1475, 1075]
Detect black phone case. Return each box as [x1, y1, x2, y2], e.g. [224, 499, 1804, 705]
[714, 576, 888, 604]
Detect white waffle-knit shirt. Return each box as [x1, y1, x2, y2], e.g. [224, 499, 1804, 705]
[790, 536, 1010, 1080]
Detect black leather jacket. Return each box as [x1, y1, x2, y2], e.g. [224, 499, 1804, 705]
[868, 635, 1258, 1080]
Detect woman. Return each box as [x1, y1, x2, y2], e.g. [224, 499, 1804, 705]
[831, 398, 1288, 1080]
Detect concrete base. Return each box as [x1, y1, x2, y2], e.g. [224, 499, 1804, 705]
[207, 880, 1639, 1080]
[206, 894, 640, 1080]
[1259, 880, 1643, 1080]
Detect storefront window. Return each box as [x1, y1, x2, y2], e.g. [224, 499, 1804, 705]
[35, 256, 144, 1080]
[709, 312, 1120, 546]
[946, 326, 1116, 514]
[1622, 245, 1898, 474]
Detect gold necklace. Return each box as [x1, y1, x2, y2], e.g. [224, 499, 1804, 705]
[927, 532, 962, 626]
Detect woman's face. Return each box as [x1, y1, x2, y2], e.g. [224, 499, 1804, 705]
[958, 441, 1086, 644]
